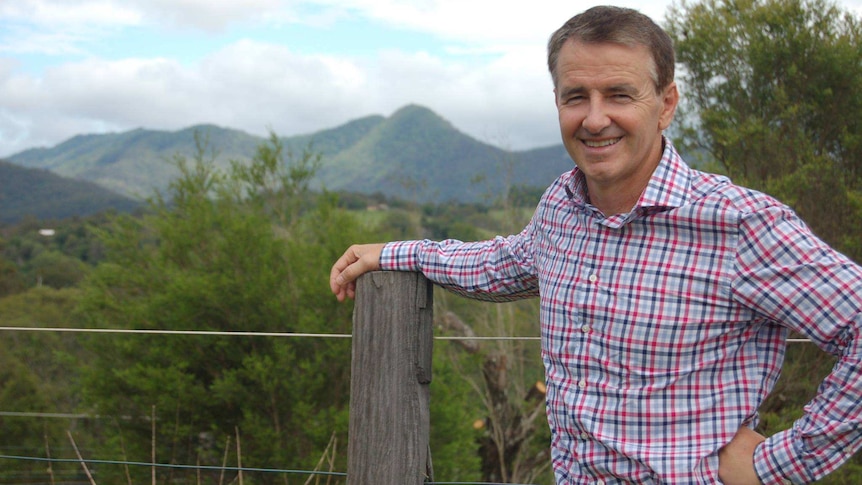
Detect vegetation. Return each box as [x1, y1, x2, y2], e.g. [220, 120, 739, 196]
[0, 160, 140, 224]
[0, 130, 548, 484]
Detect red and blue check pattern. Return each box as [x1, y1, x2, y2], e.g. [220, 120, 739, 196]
[380, 140, 862, 485]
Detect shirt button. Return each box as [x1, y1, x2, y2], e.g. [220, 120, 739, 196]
[580, 432, 589, 439]
[588, 274, 598, 283]
[581, 324, 591, 333]
[781, 480, 793, 485]
[596, 480, 606, 485]
[578, 379, 587, 389]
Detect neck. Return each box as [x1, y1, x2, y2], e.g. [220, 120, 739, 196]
[586, 138, 666, 216]
[587, 184, 642, 216]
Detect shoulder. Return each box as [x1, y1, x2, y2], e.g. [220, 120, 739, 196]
[689, 168, 791, 216]
[536, 169, 579, 210]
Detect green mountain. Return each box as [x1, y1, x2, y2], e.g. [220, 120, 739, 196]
[7, 124, 264, 200]
[0, 160, 141, 224]
[6, 105, 573, 204]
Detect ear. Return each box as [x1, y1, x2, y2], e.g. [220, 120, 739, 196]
[658, 82, 679, 131]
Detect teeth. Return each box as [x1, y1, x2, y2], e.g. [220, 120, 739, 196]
[584, 138, 620, 148]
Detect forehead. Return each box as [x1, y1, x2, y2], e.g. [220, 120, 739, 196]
[555, 40, 656, 89]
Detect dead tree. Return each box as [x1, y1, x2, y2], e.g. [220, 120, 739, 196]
[439, 310, 550, 483]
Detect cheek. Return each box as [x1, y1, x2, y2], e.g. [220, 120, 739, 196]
[558, 109, 582, 134]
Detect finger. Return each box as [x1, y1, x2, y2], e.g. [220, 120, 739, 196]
[330, 263, 347, 295]
[330, 246, 360, 295]
[336, 245, 381, 286]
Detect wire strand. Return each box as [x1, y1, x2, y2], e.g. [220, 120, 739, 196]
[0, 454, 347, 477]
[0, 327, 812, 342]
[0, 326, 351, 338]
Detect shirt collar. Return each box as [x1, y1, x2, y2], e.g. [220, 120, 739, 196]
[566, 137, 692, 217]
[638, 138, 691, 210]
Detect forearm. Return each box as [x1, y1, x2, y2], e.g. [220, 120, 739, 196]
[753, 341, 862, 484]
[381, 237, 539, 301]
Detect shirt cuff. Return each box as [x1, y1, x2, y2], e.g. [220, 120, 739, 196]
[379, 240, 423, 272]
[753, 428, 813, 485]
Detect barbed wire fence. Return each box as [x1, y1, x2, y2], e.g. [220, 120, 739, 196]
[0, 326, 813, 485]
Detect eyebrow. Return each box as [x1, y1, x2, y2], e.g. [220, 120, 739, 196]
[557, 86, 587, 99]
[606, 84, 639, 95]
[558, 83, 639, 99]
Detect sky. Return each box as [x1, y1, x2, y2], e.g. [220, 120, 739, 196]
[2, 0, 862, 159]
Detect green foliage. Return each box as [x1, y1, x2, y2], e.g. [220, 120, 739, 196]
[74, 132, 363, 483]
[666, 0, 862, 260]
[1, 215, 108, 291]
[0, 129, 551, 480]
[435, 292, 552, 484]
[0, 255, 25, 297]
[429, 342, 485, 482]
[0, 287, 89, 481]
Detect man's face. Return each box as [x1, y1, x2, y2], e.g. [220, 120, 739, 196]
[554, 40, 678, 200]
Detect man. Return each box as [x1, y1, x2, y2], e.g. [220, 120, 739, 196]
[330, 6, 862, 484]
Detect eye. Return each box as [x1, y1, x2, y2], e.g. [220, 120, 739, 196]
[565, 95, 585, 105]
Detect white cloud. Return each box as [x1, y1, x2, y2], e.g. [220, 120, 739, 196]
[16, 0, 835, 159]
[125, 0, 289, 32]
[0, 26, 565, 159]
[0, 0, 141, 26]
[0, 0, 141, 59]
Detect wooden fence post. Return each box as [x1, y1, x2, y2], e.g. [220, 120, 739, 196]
[348, 271, 434, 484]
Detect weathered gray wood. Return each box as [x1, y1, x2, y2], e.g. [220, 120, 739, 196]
[348, 271, 434, 484]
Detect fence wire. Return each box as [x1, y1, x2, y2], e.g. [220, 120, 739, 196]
[0, 325, 813, 484]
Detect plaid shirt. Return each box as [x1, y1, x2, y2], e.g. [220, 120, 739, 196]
[380, 140, 862, 484]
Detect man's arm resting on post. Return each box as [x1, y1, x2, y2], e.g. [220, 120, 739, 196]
[330, 236, 539, 302]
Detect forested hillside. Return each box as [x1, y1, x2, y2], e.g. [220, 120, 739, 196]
[0, 160, 140, 224]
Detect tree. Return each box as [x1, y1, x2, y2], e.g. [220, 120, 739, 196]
[666, 0, 862, 261]
[0, 287, 89, 482]
[74, 133, 365, 483]
[434, 308, 551, 484]
[425, 180, 553, 484]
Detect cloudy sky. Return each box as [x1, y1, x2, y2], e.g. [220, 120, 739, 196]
[2, 0, 861, 158]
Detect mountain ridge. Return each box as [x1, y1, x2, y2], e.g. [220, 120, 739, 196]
[6, 104, 573, 205]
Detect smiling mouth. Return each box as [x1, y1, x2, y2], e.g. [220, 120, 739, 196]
[583, 137, 621, 148]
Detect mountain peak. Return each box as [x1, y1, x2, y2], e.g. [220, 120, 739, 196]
[391, 104, 437, 117]
[389, 104, 450, 126]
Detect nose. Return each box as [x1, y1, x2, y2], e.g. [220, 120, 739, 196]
[582, 98, 611, 134]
